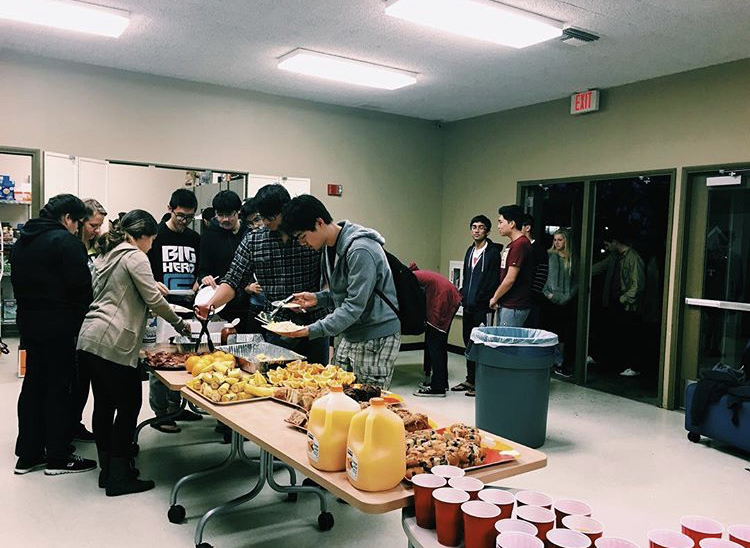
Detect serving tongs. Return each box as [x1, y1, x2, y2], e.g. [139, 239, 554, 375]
[256, 294, 295, 325]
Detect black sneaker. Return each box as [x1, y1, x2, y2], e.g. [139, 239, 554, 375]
[554, 367, 573, 378]
[73, 424, 96, 443]
[174, 409, 203, 422]
[14, 456, 47, 475]
[414, 387, 446, 398]
[45, 454, 97, 475]
[417, 381, 431, 390]
[465, 389, 476, 397]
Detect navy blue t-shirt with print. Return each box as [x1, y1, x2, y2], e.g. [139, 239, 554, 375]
[147, 221, 200, 298]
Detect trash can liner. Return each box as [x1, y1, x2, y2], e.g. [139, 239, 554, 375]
[470, 326, 558, 347]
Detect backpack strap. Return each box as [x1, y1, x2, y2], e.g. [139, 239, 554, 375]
[336, 238, 397, 314]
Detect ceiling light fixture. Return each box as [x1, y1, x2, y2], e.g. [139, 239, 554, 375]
[278, 48, 417, 90]
[385, 0, 563, 48]
[0, 0, 130, 38]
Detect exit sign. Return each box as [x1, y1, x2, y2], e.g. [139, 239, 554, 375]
[570, 89, 600, 115]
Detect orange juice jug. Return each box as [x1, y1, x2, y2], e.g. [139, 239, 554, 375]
[346, 397, 406, 491]
[307, 385, 361, 471]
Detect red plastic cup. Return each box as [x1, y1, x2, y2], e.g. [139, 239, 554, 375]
[595, 538, 641, 548]
[547, 529, 593, 548]
[648, 529, 695, 548]
[555, 499, 593, 527]
[495, 518, 539, 537]
[497, 531, 545, 548]
[516, 490, 553, 509]
[699, 540, 743, 548]
[412, 473, 447, 529]
[728, 526, 750, 548]
[680, 516, 723, 544]
[450, 476, 485, 500]
[433, 487, 471, 547]
[563, 516, 605, 543]
[432, 465, 466, 480]
[479, 488, 516, 519]
[516, 505, 556, 542]
[463, 500, 502, 548]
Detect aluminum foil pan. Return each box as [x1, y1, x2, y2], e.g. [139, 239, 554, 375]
[170, 333, 263, 353]
[217, 341, 306, 373]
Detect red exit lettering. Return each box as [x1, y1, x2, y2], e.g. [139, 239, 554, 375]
[575, 91, 591, 112]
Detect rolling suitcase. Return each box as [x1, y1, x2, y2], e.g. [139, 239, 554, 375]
[684, 381, 750, 453]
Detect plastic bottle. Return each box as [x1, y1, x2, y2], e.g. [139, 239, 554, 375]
[307, 385, 360, 471]
[346, 397, 406, 491]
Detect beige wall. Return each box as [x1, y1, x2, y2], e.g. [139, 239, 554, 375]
[441, 58, 750, 403]
[0, 52, 445, 271]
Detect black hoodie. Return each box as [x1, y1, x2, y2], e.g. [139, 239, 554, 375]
[11, 217, 93, 344]
[461, 239, 502, 314]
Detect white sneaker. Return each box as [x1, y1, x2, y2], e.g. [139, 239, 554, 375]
[586, 356, 597, 365]
[619, 368, 640, 377]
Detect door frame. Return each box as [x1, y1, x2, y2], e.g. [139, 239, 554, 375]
[518, 167, 677, 407]
[0, 145, 42, 216]
[671, 161, 750, 408]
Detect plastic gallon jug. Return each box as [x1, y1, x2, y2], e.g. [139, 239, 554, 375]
[307, 385, 361, 471]
[346, 397, 406, 491]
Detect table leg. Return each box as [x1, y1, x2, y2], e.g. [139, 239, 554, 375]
[238, 441, 296, 487]
[262, 450, 333, 531]
[193, 448, 269, 547]
[134, 396, 187, 447]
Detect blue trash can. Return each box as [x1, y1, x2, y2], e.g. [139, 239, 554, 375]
[467, 326, 558, 448]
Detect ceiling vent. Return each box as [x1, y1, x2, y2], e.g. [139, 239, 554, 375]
[561, 27, 600, 47]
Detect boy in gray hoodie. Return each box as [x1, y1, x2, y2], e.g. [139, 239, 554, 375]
[282, 195, 401, 389]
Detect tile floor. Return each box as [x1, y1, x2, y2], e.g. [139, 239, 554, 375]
[1, 342, 746, 548]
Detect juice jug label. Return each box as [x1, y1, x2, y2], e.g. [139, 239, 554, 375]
[307, 432, 320, 462]
[346, 448, 358, 481]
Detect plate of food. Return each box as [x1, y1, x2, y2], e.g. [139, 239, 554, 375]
[346, 383, 404, 405]
[404, 423, 518, 481]
[143, 350, 192, 370]
[263, 320, 304, 335]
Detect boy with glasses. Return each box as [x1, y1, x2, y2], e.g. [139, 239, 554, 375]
[196, 190, 251, 332]
[146, 188, 202, 433]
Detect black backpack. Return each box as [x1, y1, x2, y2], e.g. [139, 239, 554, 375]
[375, 250, 426, 336]
[337, 241, 426, 336]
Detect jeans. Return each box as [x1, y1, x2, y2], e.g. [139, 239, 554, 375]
[424, 325, 449, 391]
[498, 307, 530, 327]
[148, 372, 182, 418]
[462, 310, 494, 385]
[16, 339, 76, 461]
[82, 351, 142, 457]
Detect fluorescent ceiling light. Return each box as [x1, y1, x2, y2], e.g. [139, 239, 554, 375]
[278, 49, 417, 90]
[385, 0, 563, 48]
[0, 0, 130, 38]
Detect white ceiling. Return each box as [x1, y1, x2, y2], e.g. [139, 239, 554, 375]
[1, 0, 749, 121]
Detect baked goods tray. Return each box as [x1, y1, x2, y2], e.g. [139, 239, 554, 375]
[185, 387, 271, 406]
[217, 342, 306, 373]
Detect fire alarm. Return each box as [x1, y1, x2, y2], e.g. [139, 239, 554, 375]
[327, 184, 343, 196]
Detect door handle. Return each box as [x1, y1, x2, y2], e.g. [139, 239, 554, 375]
[685, 297, 750, 312]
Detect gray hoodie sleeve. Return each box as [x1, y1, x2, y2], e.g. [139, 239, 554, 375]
[308, 248, 377, 339]
[127, 253, 182, 325]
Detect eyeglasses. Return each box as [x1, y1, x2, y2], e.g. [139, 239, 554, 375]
[215, 211, 238, 220]
[173, 213, 195, 222]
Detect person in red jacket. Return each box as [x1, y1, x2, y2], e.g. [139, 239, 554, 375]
[410, 265, 463, 397]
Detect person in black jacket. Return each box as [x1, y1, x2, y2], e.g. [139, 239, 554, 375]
[11, 194, 97, 476]
[451, 215, 502, 397]
[197, 190, 251, 332]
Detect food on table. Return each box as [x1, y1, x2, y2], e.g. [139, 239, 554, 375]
[284, 410, 309, 429]
[346, 398, 406, 492]
[185, 353, 273, 403]
[285, 400, 425, 433]
[144, 351, 192, 369]
[393, 408, 431, 433]
[404, 423, 487, 479]
[306, 385, 361, 471]
[274, 386, 330, 411]
[266, 360, 356, 389]
[343, 384, 382, 403]
[266, 320, 304, 333]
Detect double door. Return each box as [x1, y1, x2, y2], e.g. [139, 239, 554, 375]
[677, 166, 750, 406]
[520, 172, 673, 405]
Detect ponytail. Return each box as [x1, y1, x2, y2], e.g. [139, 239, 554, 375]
[100, 209, 158, 253]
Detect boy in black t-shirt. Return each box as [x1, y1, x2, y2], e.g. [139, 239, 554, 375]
[146, 189, 202, 433]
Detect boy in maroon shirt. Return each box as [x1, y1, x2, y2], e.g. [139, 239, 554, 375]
[490, 204, 533, 327]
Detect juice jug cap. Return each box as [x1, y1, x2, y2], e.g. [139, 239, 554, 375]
[369, 397, 385, 407]
[329, 385, 343, 393]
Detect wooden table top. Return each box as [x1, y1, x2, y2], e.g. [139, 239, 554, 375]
[180, 388, 547, 515]
[152, 369, 192, 391]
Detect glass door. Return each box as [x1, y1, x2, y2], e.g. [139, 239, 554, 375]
[678, 168, 750, 406]
[520, 181, 585, 381]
